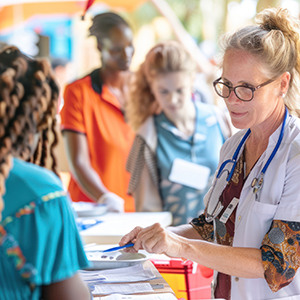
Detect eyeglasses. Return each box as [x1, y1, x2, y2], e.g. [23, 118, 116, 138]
[213, 77, 275, 101]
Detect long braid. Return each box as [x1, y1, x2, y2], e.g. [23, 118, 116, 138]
[50, 117, 59, 177]
[0, 50, 31, 195]
[40, 128, 48, 168]
[0, 46, 60, 197]
[32, 59, 59, 175]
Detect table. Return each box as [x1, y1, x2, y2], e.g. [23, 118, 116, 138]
[92, 260, 175, 299]
[80, 212, 173, 245]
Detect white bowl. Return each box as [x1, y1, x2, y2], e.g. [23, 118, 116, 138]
[85, 247, 150, 270]
[72, 202, 107, 217]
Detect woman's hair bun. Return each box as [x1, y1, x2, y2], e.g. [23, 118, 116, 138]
[256, 8, 297, 38]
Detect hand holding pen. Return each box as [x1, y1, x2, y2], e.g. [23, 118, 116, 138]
[102, 243, 134, 253]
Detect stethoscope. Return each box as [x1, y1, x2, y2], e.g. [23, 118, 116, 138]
[250, 107, 288, 195]
[205, 107, 288, 222]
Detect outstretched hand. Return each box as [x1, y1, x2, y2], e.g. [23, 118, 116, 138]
[98, 192, 125, 213]
[119, 223, 187, 258]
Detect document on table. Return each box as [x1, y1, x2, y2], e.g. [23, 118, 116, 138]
[80, 264, 156, 284]
[94, 293, 177, 299]
[91, 282, 154, 295]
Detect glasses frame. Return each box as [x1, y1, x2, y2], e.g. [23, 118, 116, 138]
[213, 77, 275, 101]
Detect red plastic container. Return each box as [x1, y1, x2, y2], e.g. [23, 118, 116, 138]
[150, 256, 214, 300]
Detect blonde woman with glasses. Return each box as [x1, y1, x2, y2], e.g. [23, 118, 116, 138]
[120, 7, 300, 300]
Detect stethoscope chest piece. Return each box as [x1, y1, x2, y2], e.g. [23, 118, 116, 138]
[251, 176, 264, 194]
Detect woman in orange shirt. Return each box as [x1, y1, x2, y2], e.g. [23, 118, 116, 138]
[60, 12, 135, 212]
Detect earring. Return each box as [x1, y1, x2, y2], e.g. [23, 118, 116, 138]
[280, 93, 286, 98]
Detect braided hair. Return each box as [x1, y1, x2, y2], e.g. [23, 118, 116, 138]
[89, 12, 129, 45]
[0, 46, 60, 197]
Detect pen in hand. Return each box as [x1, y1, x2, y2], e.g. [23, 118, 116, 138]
[102, 243, 134, 253]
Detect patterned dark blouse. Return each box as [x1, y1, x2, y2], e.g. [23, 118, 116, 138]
[190, 152, 300, 299]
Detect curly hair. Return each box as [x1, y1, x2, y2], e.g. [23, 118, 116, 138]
[126, 40, 196, 131]
[220, 7, 300, 117]
[0, 46, 60, 197]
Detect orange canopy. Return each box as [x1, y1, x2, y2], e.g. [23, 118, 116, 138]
[0, 0, 146, 31]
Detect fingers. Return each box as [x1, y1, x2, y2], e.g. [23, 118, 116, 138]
[134, 223, 168, 254]
[120, 223, 179, 256]
[119, 226, 143, 247]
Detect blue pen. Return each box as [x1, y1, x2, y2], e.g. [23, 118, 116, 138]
[102, 243, 134, 253]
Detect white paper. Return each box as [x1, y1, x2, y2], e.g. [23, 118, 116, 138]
[80, 270, 107, 283]
[98, 293, 177, 299]
[91, 283, 154, 295]
[169, 158, 211, 190]
[80, 264, 155, 284]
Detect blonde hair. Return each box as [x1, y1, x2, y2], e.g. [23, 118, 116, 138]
[126, 41, 196, 131]
[220, 7, 300, 117]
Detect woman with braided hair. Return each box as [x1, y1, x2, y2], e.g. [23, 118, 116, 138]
[60, 12, 135, 212]
[0, 47, 91, 300]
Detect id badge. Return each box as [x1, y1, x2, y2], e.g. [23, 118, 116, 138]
[219, 197, 239, 224]
[169, 158, 211, 190]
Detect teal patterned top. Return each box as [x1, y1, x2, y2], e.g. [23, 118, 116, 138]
[155, 102, 224, 225]
[0, 158, 89, 300]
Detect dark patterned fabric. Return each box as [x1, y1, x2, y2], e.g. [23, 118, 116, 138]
[190, 214, 214, 242]
[192, 149, 300, 298]
[261, 220, 300, 292]
[190, 153, 246, 300]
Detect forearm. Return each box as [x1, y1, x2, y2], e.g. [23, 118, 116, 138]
[70, 162, 108, 202]
[62, 132, 108, 202]
[167, 224, 202, 240]
[181, 239, 264, 279]
[121, 223, 264, 279]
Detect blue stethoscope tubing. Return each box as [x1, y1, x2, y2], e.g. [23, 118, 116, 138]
[205, 107, 288, 222]
[225, 106, 288, 194]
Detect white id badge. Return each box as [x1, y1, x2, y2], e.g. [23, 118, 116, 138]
[219, 197, 239, 224]
[168, 158, 211, 190]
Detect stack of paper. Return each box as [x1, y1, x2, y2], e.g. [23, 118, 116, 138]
[79, 264, 156, 284]
[80, 264, 158, 295]
[92, 282, 154, 295]
[94, 293, 178, 299]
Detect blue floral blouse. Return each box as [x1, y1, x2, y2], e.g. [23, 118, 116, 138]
[0, 158, 89, 300]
